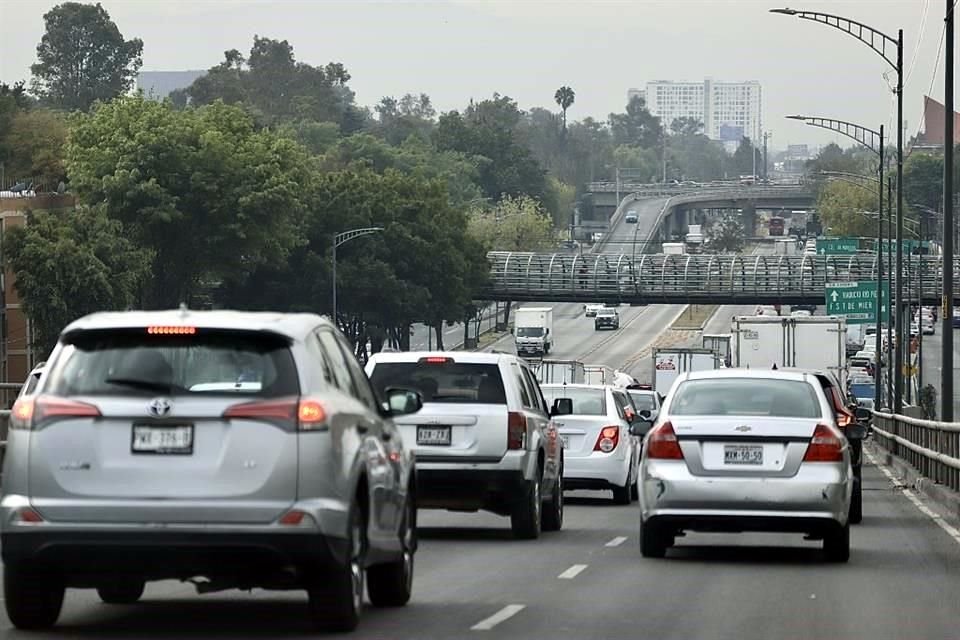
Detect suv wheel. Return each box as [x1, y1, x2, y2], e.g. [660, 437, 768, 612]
[849, 476, 863, 524]
[307, 500, 366, 631]
[823, 523, 850, 563]
[511, 475, 542, 540]
[640, 519, 668, 558]
[367, 495, 416, 607]
[542, 467, 564, 532]
[97, 579, 145, 604]
[4, 563, 65, 630]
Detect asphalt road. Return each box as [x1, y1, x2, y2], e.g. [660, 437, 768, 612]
[919, 326, 960, 419]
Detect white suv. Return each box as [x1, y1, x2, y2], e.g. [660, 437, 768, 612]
[365, 352, 564, 539]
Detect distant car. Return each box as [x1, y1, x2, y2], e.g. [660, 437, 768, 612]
[626, 388, 662, 424]
[584, 303, 605, 317]
[791, 310, 812, 318]
[591, 232, 604, 244]
[594, 307, 620, 331]
[638, 369, 853, 561]
[625, 210, 638, 224]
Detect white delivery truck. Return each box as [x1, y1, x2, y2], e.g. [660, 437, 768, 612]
[662, 242, 687, 255]
[686, 224, 704, 246]
[774, 237, 799, 257]
[582, 365, 615, 385]
[702, 333, 732, 366]
[732, 315, 848, 385]
[845, 323, 865, 356]
[513, 307, 554, 356]
[536, 359, 585, 384]
[652, 348, 721, 394]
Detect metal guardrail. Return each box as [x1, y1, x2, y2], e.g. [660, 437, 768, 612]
[872, 411, 960, 492]
[483, 252, 960, 304]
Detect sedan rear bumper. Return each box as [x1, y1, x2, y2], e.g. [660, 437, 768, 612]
[564, 451, 630, 490]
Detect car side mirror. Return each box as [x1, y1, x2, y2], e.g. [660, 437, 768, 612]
[551, 398, 573, 417]
[638, 409, 652, 420]
[629, 420, 654, 437]
[383, 387, 423, 417]
[845, 423, 867, 440]
[853, 407, 871, 422]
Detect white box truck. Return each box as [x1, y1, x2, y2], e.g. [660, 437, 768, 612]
[702, 333, 732, 366]
[652, 348, 720, 394]
[686, 224, 704, 246]
[732, 315, 847, 384]
[513, 307, 554, 356]
[536, 359, 585, 384]
[582, 365, 615, 385]
[663, 242, 687, 255]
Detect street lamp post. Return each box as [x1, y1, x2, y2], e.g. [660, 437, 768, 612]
[943, 0, 955, 421]
[786, 116, 885, 406]
[332, 227, 384, 326]
[771, 7, 905, 413]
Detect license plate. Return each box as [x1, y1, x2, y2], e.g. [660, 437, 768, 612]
[560, 435, 570, 449]
[724, 444, 763, 465]
[417, 426, 452, 446]
[132, 424, 194, 454]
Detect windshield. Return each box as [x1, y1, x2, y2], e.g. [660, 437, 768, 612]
[516, 327, 544, 338]
[628, 391, 656, 410]
[597, 309, 616, 317]
[670, 378, 821, 418]
[46, 329, 298, 397]
[850, 384, 875, 399]
[369, 361, 505, 404]
[541, 387, 607, 416]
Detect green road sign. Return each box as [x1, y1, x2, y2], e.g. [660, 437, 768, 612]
[824, 281, 890, 324]
[817, 237, 859, 255]
[878, 238, 930, 253]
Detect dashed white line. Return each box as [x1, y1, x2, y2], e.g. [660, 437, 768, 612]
[605, 536, 628, 547]
[865, 449, 960, 545]
[470, 604, 526, 631]
[557, 563, 588, 579]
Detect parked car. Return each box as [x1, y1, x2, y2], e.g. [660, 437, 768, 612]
[365, 351, 564, 539]
[638, 369, 853, 561]
[594, 307, 620, 331]
[540, 384, 641, 504]
[1, 310, 422, 632]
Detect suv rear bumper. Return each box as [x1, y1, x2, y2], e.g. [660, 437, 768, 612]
[2, 529, 348, 586]
[416, 468, 528, 514]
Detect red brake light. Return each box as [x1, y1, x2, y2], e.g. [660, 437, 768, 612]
[12, 396, 102, 430]
[803, 423, 844, 462]
[147, 326, 196, 335]
[594, 425, 620, 452]
[224, 397, 327, 431]
[647, 421, 684, 460]
[297, 400, 327, 428]
[15, 507, 44, 524]
[507, 411, 527, 449]
[420, 357, 452, 364]
[278, 510, 307, 526]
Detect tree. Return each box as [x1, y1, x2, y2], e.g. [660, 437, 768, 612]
[375, 93, 436, 145]
[816, 180, 878, 237]
[467, 195, 555, 252]
[732, 137, 762, 176]
[670, 117, 702, 136]
[704, 212, 745, 254]
[30, 2, 143, 111]
[3, 206, 151, 357]
[4, 109, 68, 185]
[609, 96, 662, 148]
[554, 86, 575, 133]
[65, 95, 312, 308]
[903, 152, 944, 213]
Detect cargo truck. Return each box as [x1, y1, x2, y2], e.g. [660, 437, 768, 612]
[702, 333, 732, 366]
[652, 347, 721, 394]
[513, 307, 554, 356]
[732, 315, 848, 385]
[535, 359, 585, 384]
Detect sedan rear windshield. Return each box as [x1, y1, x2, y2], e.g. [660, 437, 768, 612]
[541, 387, 607, 416]
[369, 361, 506, 404]
[45, 329, 298, 397]
[627, 391, 656, 411]
[669, 378, 821, 418]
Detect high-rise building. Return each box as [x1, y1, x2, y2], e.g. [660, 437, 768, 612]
[634, 79, 762, 143]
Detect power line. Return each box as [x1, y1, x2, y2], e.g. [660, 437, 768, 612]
[904, 0, 931, 86]
[906, 21, 948, 158]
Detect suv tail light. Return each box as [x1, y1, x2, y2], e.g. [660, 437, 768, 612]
[507, 411, 527, 450]
[223, 397, 327, 431]
[646, 421, 684, 460]
[593, 426, 620, 453]
[10, 396, 101, 430]
[803, 423, 844, 462]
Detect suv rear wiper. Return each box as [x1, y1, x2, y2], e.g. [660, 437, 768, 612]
[104, 377, 173, 393]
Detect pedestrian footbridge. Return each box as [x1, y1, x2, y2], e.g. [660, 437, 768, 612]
[480, 251, 959, 305]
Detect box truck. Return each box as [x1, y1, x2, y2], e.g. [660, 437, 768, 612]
[652, 347, 721, 394]
[535, 359, 585, 384]
[663, 242, 687, 255]
[702, 333, 732, 366]
[732, 315, 847, 384]
[513, 307, 554, 356]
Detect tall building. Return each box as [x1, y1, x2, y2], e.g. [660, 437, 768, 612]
[635, 79, 762, 143]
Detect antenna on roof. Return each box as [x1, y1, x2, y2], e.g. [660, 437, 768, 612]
[179, 302, 189, 316]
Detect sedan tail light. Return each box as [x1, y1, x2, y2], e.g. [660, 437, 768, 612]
[507, 411, 527, 449]
[646, 421, 684, 460]
[803, 423, 844, 462]
[593, 426, 620, 453]
[10, 396, 101, 430]
[223, 397, 327, 431]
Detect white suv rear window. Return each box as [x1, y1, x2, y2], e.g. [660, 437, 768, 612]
[369, 359, 506, 404]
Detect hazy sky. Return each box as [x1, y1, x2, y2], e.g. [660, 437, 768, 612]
[0, 0, 955, 150]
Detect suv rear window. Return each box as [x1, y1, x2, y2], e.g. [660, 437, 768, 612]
[369, 361, 506, 404]
[45, 329, 298, 397]
[670, 378, 820, 418]
[541, 387, 607, 416]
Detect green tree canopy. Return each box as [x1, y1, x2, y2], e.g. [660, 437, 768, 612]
[4, 108, 68, 185]
[609, 96, 663, 148]
[816, 180, 878, 237]
[467, 194, 556, 252]
[30, 2, 143, 111]
[704, 212, 745, 254]
[65, 95, 313, 308]
[4, 206, 151, 356]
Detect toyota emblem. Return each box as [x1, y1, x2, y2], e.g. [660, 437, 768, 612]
[148, 398, 172, 417]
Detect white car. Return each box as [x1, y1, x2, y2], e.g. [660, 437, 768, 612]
[584, 303, 605, 317]
[541, 384, 641, 505]
[791, 310, 812, 318]
[625, 210, 639, 223]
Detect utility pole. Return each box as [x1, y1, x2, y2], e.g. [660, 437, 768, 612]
[942, 0, 955, 421]
[763, 132, 771, 181]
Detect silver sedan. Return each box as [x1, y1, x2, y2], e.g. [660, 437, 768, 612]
[638, 369, 853, 562]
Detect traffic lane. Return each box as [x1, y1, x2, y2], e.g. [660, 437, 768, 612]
[919, 328, 960, 417]
[594, 304, 688, 375]
[455, 460, 960, 640]
[542, 302, 652, 363]
[597, 196, 670, 254]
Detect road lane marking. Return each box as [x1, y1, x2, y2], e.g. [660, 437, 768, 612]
[605, 536, 628, 547]
[470, 604, 525, 631]
[557, 564, 588, 579]
[865, 449, 960, 545]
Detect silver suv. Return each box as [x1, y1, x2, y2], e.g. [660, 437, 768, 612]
[365, 351, 564, 539]
[1, 310, 422, 632]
